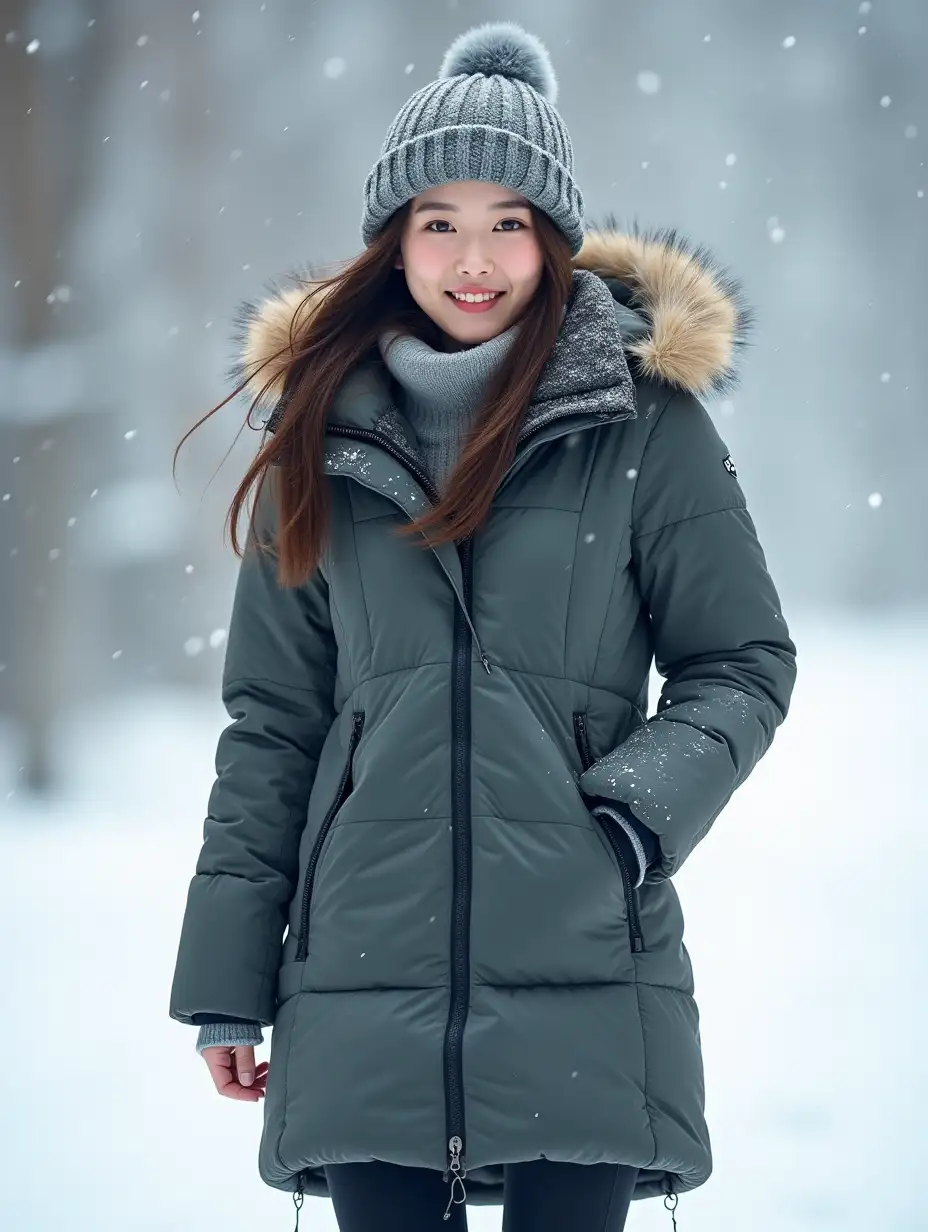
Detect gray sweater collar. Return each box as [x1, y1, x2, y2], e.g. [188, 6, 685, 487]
[377, 322, 520, 419]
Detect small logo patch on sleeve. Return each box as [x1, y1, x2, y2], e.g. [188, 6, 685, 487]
[723, 454, 737, 477]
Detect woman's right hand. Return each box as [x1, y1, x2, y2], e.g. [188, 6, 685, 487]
[201, 1045, 268, 1101]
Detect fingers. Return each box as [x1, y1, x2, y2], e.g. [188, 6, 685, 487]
[201, 1047, 269, 1101]
[234, 1045, 257, 1087]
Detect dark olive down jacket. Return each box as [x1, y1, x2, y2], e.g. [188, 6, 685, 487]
[169, 226, 798, 1210]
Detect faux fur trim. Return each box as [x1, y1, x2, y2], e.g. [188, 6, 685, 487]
[229, 222, 753, 412]
[575, 219, 754, 398]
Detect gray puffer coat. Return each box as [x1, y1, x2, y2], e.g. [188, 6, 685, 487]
[169, 225, 797, 1212]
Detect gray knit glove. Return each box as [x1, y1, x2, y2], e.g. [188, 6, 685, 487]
[196, 1021, 264, 1055]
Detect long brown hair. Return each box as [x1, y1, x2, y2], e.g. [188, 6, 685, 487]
[173, 200, 575, 588]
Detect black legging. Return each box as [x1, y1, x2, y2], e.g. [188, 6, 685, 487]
[323, 1158, 639, 1231]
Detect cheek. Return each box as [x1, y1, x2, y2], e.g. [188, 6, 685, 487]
[400, 236, 445, 284]
[506, 236, 544, 286]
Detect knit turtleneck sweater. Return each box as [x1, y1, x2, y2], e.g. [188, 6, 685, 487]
[376, 320, 520, 489]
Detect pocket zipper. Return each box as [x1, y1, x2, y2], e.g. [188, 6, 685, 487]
[573, 711, 645, 954]
[294, 710, 365, 962]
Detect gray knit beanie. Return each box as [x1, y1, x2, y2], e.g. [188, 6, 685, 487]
[360, 21, 585, 256]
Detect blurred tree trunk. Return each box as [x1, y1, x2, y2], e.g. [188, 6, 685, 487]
[1, 1, 112, 793]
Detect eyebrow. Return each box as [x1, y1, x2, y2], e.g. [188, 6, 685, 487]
[412, 198, 531, 214]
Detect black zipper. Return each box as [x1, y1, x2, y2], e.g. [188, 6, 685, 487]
[573, 712, 644, 953]
[327, 423, 443, 505]
[294, 710, 365, 963]
[441, 533, 474, 1207]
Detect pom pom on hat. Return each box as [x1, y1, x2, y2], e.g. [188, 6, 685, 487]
[438, 21, 558, 106]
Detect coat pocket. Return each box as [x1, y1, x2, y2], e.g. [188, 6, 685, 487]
[294, 709, 365, 962]
[573, 711, 645, 954]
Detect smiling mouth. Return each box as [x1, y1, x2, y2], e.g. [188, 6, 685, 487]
[445, 291, 505, 301]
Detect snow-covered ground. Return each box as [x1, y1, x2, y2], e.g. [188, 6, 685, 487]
[2, 608, 924, 1230]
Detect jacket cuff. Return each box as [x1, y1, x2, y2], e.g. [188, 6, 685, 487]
[189, 1012, 265, 1026]
[587, 796, 660, 888]
[195, 1020, 264, 1054]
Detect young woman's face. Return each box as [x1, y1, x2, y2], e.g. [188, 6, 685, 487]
[395, 180, 544, 349]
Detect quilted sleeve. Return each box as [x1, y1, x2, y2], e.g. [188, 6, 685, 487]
[169, 471, 338, 1025]
[578, 390, 797, 880]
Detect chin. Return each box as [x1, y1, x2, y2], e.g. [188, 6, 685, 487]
[439, 308, 515, 346]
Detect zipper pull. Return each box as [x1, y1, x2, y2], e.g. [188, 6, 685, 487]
[481, 654, 491, 674]
[292, 1171, 305, 1230]
[443, 1135, 467, 1220]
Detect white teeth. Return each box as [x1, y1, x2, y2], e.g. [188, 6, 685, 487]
[451, 291, 500, 302]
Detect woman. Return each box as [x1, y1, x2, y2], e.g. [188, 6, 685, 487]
[169, 21, 797, 1232]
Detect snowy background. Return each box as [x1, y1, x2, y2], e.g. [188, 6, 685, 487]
[2, 1, 925, 1229]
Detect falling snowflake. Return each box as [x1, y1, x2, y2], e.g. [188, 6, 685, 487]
[324, 57, 346, 79]
[782, 35, 796, 49]
[868, 493, 882, 508]
[636, 71, 661, 95]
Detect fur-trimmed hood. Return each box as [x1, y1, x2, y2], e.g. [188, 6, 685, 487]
[230, 222, 753, 414]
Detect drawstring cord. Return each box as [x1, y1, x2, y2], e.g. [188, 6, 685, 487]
[292, 1171, 304, 1230]
[662, 1174, 679, 1228]
[664, 1190, 679, 1228]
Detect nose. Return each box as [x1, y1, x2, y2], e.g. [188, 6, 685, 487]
[456, 238, 493, 277]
